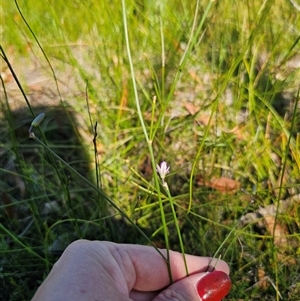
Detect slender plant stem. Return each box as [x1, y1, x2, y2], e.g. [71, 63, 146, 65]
[29, 133, 166, 260]
[0, 223, 48, 263]
[271, 87, 299, 301]
[163, 183, 189, 276]
[121, 0, 172, 281]
[14, 0, 63, 103]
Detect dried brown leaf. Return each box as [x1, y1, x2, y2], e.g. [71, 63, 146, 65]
[183, 102, 212, 126]
[198, 176, 240, 194]
[257, 267, 269, 289]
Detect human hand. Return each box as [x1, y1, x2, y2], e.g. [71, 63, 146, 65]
[32, 240, 231, 301]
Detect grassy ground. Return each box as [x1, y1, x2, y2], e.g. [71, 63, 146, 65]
[1, 0, 300, 300]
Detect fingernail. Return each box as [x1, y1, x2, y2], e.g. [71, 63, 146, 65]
[197, 271, 231, 301]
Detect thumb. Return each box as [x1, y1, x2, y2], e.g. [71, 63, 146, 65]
[151, 271, 231, 301]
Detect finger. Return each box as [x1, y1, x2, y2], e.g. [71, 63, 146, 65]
[129, 271, 231, 301]
[151, 271, 231, 301]
[104, 242, 230, 292]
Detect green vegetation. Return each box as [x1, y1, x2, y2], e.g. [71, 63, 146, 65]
[1, 0, 300, 300]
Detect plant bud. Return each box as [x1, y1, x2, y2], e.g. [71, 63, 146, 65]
[31, 113, 45, 127]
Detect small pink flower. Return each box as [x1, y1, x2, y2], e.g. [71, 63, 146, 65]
[156, 161, 170, 182]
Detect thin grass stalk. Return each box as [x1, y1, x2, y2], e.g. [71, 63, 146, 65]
[29, 133, 166, 260]
[0, 223, 48, 263]
[14, 0, 63, 104]
[0, 46, 33, 115]
[120, 0, 173, 281]
[188, 47, 249, 212]
[257, 91, 299, 169]
[271, 87, 299, 301]
[0, 54, 47, 239]
[152, 0, 211, 139]
[162, 184, 189, 276]
[0, 46, 76, 211]
[159, 14, 165, 110]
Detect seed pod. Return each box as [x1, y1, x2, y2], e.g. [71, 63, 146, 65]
[29, 113, 45, 135]
[31, 113, 45, 127]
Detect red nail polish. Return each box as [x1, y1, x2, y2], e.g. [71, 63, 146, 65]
[197, 271, 231, 301]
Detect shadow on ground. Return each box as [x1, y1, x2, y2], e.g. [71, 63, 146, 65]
[0, 105, 153, 300]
